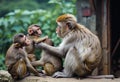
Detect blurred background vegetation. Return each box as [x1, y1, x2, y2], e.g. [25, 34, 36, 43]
[0, 0, 76, 70]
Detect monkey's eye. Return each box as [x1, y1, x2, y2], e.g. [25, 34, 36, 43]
[37, 28, 40, 31]
[19, 34, 24, 38]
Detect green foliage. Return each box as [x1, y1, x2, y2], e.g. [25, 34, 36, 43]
[0, 54, 6, 70]
[0, 0, 50, 17]
[0, 0, 76, 70]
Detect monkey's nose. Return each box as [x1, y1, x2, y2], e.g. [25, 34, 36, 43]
[56, 28, 59, 34]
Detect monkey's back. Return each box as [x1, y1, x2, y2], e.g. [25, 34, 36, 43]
[5, 44, 20, 68]
[61, 24, 102, 74]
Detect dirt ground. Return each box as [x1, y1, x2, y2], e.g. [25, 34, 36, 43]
[16, 76, 120, 82]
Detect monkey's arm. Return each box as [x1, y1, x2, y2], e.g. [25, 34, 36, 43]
[35, 36, 48, 43]
[36, 42, 65, 57]
[31, 60, 44, 67]
[22, 50, 40, 76]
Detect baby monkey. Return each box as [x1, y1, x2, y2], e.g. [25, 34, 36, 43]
[25, 24, 48, 62]
[32, 38, 63, 76]
[5, 33, 42, 80]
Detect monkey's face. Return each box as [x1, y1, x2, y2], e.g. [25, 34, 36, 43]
[13, 33, 31, 48]
[56, 14, 77, 38]
[28, 26, 42, 37]
[21, 36, 31, 46]
[56, 22, 69, 38]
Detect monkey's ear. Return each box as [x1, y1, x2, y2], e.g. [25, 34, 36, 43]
[66, 22, 75, 30]
[28, 29, 33, 34]
[14, 43, 21, 48]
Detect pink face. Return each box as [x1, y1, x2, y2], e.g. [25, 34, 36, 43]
[28, 26, 42, 37]
[21, 35, 31, 46]
[32, 26, 42, 36]
[56, 22, 69, 38]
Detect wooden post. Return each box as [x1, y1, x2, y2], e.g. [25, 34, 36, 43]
[102, 0, 110, 75]
[107, 0, 111, 74]
[96, 0, 111, 75]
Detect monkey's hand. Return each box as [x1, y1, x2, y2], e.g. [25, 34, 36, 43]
[44, 36, 49, 39]
[35, 42, 44, 49]
[35, 36, 48, 43]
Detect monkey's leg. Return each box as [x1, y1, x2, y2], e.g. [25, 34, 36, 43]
[9, 58, 27, 80]
[44, 63, 55, 76]
[53, 47, 79, 78]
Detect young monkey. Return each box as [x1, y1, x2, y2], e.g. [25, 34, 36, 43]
[25, 24, 48, 62]
[27, 24, 63, 76]
[5, 33, 42, 80]
[32, 38, 63, 76]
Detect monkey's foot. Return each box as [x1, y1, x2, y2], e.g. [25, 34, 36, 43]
[39, 72, 46, 77]
[52, 72, 69, 78]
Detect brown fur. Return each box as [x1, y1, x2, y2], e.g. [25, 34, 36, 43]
[5, 33, 41, 80]
[36, 14, 102, 78]
[31, 38, 63, 76]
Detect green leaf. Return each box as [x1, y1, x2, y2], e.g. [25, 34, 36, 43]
[20, 17, 31, 24]
[0, 18, 4, 26]
[11, 25, 24, 32]
[8, 16, 16, 25]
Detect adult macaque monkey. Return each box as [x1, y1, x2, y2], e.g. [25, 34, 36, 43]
[25, 24, 48, 62]
[5, 33, 42, 80]
[35, 14, 102, 78]
[31, 38, 63, 76]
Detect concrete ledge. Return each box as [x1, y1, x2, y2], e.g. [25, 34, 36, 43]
[16, 76, 120, 82]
